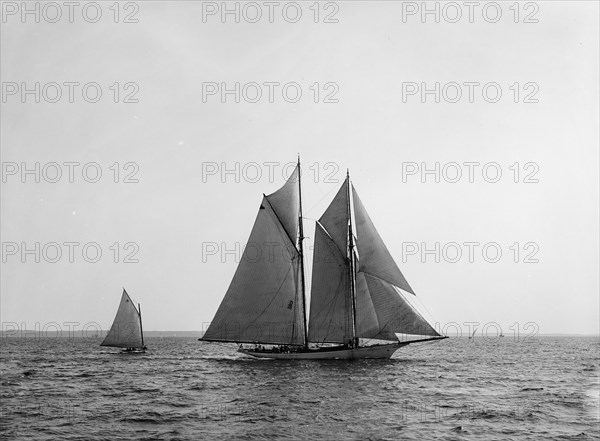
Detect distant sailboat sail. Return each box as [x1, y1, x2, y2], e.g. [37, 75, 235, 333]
[469, 327, 477, 339]
[202, 165, 306, 345]
[101, 289, 145, 349]
[202, 160, 446, 359]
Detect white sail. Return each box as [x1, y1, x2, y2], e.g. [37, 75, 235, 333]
[352, 186, 415, 294]
[318, 178, 349, 254]
[307, 222, 352, 344]
[202, 167, 305, 345]
[266, 165, 300, 243]
[357, 273, 439, 338]
[354, 271, 380, 337]
[101, 289, 144, 348]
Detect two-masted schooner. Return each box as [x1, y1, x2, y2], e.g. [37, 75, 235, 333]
[201, 159, 446, 359]
[101, 288, 147, 353]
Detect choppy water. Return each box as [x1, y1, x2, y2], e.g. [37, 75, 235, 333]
[0, 336, 598, 440]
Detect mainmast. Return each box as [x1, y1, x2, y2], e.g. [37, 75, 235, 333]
[346, 170, 358, 347]
[297, 156, 309, 348]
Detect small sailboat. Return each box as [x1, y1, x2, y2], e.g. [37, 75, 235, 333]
[469, 327, 477, 339]
[201, 158, 447, 359]
[101, 288, 147, 353]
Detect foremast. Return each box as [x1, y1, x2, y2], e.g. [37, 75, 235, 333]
[346, 170, 358, 348]
[298, 156, 309, 349]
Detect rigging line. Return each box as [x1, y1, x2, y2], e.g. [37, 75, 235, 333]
[263, 194, 298, 251]
[311, 288, 342, 341]
[394, 282, 436, 323]
[355, 274, 383, 335]
[292, 255, 302, 345]
[395, 287, 439, 335]
[360, 271, 436, 336]
[303, 184, 339, 217]
[410, 292, 438, 326]
[322, 282, 346, 339]
[310, 272, 346, 342]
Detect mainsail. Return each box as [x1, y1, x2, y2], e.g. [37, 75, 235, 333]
[308, 176, 440, 343]
[307, 222, 352, 343]
[202, 165, 306, 345]
[101, 289, 144, 348]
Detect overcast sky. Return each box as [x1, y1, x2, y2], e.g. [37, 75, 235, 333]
[1, 1, 598, 336]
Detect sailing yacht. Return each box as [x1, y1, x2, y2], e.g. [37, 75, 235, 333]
[101, 288, 147, 353]
[201, 159, 446, 359]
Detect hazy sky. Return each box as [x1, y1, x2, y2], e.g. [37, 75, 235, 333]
[1, 1, 598, 336]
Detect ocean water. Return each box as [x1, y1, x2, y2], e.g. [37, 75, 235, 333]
[0, 336, 598, 440]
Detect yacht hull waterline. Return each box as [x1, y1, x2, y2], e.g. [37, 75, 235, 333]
[237, 337, 448, 360]
[241, 343, 404, 360]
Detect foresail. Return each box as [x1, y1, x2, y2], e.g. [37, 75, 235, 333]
[352, 186, 415, 294]
[307, 222, 352, 344]
[101, 290, 144, 348]
[354, 272, 380, 338]
[356, 273, 439, 339]
[202, 195, 305, 345]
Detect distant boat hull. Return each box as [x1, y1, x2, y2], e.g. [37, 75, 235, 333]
[119, 348, 146, 354]
[240, 342, 407, 360]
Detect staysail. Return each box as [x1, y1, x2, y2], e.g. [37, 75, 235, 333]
[355, 273, 439, 339]
[202, 165, 306, 345]
[101, 289, 144, 348]
[352, 186, 414, 294]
